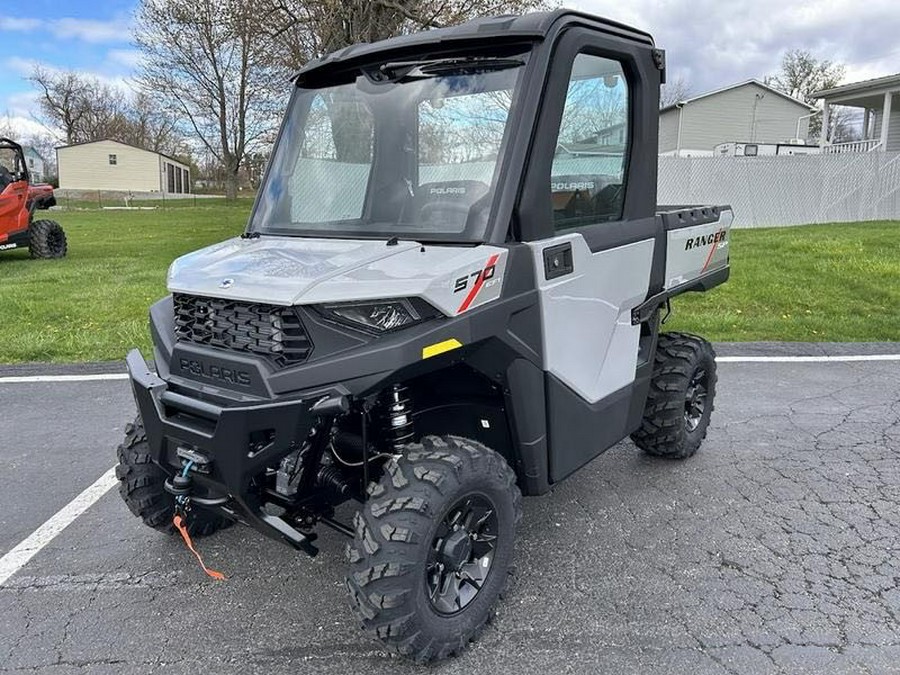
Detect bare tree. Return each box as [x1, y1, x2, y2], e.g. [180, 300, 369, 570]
[268, 0, 551, 69]
[135, 0, 286, 200]
[660, 76, 691, 108]
[29, 67, 92, 145]
[29, 66, 184, 155]
[766, 49, 845, 140]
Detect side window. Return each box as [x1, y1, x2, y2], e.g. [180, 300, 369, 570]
[290, 92, 374, 222]
[551, 54, 629, 230]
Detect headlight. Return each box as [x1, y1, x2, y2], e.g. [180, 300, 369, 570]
[318, 298, 440, 334]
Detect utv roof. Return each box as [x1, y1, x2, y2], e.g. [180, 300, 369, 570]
[294, 9, 654, 85]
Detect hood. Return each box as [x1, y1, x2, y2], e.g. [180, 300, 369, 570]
[167, 235, 508, 317]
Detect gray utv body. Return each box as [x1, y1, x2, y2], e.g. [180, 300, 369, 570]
[120, 7, 731, 661]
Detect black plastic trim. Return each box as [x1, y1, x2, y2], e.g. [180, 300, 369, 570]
[631, 265, 730, 325]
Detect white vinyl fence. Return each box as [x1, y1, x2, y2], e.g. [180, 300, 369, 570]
[658, 151, 900, 228]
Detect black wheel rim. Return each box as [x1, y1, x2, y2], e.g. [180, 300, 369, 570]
[48, 229, 63, 253]
[685, 367, 708, 432]
[426, 494, 498, 615]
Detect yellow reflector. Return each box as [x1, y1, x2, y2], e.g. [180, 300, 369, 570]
[422, 338, 463, 359]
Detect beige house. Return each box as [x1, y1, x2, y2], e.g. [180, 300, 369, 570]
[659, 80, 816, 156]
[57, 139, 191, 193]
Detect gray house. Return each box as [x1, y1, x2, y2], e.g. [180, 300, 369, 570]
[814, 73, 900, 153]
[659, 80, 816, 156]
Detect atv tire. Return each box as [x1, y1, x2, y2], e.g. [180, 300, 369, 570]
[115, 416, 231, 537]
[28, 219, 67, 259]
[347, 435, 522, 663]
[631, 332, 717, 459]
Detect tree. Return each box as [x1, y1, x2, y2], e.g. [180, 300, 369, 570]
[29, 67, 91, 145]
[267, 0, 551, 69]
[29, 67, 183, 155]
[660, 76, 691, 108]
[766, 49, 846, 140]
[135, 0, 285, 200]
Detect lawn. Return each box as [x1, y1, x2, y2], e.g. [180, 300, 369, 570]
[0, 212, 897, 363]
[0, 202, 251, 363]
[664, 221, 899, 342]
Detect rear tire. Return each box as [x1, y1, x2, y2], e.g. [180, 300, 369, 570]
[631, 332, 717, 459]
[28, 219, 67, 259]
[346, 435, 522, 662]
[115, 416, 231, 537]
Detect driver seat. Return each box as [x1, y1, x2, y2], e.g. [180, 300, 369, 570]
[400, 180, 490, 230]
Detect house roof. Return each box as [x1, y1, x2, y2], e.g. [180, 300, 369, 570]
[56, 138, 187, 167]
[660, 79, 816, 113]
[813, 73, 900, 99]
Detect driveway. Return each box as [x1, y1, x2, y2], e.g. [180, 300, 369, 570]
[0, 353, 898, 674]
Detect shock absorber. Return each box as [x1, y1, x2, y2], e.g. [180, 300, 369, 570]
[378, 384, 414, 452]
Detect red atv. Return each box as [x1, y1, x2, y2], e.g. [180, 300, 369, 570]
[0, 138, 66, 258]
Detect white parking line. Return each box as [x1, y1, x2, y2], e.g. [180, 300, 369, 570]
[0, 373, 129, 384]
[0, 467, 118, 587]
[716, 354, 900, 363]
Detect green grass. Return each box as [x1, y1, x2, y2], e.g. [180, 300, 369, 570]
[665, 221, 899, 342]
[0, 214, 896, 363]
[0, 203, 250, 363]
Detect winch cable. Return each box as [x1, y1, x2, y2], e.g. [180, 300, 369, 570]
[172, 461, 226, 581]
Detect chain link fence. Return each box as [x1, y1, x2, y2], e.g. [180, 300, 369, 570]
[659, 152, 900, 228]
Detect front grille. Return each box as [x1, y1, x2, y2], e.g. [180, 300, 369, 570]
[173, 294, 313, 368]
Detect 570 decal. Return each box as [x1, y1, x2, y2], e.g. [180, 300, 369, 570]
[454, 253, 501, 314]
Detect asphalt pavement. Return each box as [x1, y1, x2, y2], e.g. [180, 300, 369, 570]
[1, 351, 899, 674]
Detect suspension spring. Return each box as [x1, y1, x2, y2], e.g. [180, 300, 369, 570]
[378, 384, 414, 452]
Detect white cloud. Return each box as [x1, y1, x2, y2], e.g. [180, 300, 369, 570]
[0, 14, 132, 45]
[4, 90, 40, 118]
[51, 17, 132, 44]
[0, 114, 58, 140]
[574, 0, 900, 94]
[107, 49, 144, 70]
[4, 57, 136, 92]
[0, 17, 40, 31]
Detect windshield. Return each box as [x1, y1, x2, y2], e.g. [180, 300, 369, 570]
[251, 54, 528, 242]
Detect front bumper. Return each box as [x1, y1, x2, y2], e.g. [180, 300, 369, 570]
[126, 349, 346, 553]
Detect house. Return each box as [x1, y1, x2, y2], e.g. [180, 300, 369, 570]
[659, 80, 817, 156]
[814, 73, 900, 153]
[22, 146, 46, 182]
[57, 139, 191, 193]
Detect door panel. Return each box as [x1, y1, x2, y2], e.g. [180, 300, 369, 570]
[526, 233, 654, 403]
[0, 179, 29, 239]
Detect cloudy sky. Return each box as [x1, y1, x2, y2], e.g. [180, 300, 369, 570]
[1, 0, 898, 139]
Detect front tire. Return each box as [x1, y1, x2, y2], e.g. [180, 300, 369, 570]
[115, 416, 231, 537]
[631, 332, 717, 459]
[28, 219, 67, 259]
[346, 435, 522, 662]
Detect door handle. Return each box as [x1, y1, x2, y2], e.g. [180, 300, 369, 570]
[543, 242, 573, 280]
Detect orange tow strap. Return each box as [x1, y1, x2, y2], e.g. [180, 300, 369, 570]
[173, 514, 226, 580]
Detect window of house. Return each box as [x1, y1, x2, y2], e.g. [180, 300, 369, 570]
[109, 154, 117, 165]
[550, 54, 630, 230]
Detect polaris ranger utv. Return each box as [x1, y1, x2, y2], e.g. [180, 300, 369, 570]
[117, 9, 732, 662]
[0, 138, 65, 258]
